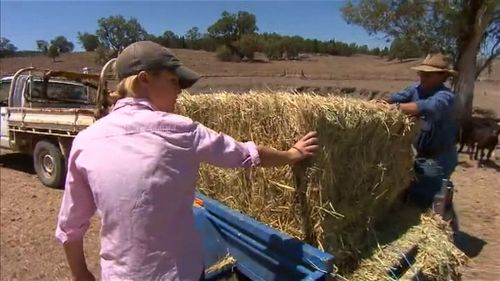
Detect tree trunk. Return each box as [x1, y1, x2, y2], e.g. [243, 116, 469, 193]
[454, 47, 479, 120]
[453, 1, 494, 121]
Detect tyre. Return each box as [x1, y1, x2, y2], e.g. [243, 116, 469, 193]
[33, 140, 66, 188]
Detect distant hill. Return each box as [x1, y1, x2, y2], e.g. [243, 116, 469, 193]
[1, 50, 499, 114]
[1, 50, 498, 82]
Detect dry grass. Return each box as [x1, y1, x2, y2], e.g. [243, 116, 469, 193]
[346, 209, 468, 281]
[205, 255, 236, 274]
[177, 91, 417, 271]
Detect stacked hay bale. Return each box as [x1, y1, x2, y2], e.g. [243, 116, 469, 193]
[346, 208, 467, 281]
[177, 91, 417, 269]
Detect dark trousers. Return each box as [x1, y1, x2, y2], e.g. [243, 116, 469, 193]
[409, 148, 458, 207]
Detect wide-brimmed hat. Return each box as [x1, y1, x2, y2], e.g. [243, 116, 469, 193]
[411, 53, 458, 76]
[115, 41, 201, 89]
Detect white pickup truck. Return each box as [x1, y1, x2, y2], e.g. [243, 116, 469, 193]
[0, 63, 115, 188]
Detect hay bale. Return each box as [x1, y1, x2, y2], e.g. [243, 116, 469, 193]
[346, 209, 467, 281]
[177, 91, 417, 270]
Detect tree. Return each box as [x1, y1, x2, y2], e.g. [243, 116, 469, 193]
[96, 15, 148, 56]
[185, 27, 202, 49]
[371, 47, 381, 56]
[342, 0, 500, 119]
[36, 40, 49, 53]
[157, 30, 180, 48]
[51, 36, 74, 53]
[0, 37, 17, 57]
[216, 45, 234, 62]
[235, 34, 263, 60]
[77, 32, 99, 51]
[380, 46, 390, 57]
[208, 10, 258, 45]
[208, 11, 238, 44]
[389, 37, 424, 62]
[47, 44, 59, 62]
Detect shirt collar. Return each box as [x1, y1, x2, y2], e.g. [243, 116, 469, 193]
[112, 97, 160, 112]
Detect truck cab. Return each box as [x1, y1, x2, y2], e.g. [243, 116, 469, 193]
[0, 69, 99, 188]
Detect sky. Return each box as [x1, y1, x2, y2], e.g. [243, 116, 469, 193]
[0, 0, 389, 52]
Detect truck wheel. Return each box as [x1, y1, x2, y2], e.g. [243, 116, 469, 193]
[33, 140, 66, 188]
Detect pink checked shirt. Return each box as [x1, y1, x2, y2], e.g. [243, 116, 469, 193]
[55, 98, 261, 281]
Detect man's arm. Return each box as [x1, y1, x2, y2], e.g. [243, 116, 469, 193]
[386, 85, 416, 104]
[398, 102, 420, 116]
[397, 91, 454, 120]
[414, 90, 454, 121]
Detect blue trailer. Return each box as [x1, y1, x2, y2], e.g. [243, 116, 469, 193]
[193, 193, 335, 281]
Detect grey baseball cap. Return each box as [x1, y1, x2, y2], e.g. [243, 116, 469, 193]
[115, 41, 201, 89]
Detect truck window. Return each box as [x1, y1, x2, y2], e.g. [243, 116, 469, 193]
[0, 80, 11, 105]
[29, 81, 90, 104]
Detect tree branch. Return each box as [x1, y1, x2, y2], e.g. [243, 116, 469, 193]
[476, 38, 500, 78]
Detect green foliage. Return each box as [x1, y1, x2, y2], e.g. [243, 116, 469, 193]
[35, 36, 73, 60]
[208, 10, 257, 44]
[157, 30, 181, 48]
[341, 0, 499, 65]
[380, 47, 390, 57]
[83, 11, 390, 64]
[388, 37, 424, 62]
[216, 45, 234, 62]
[47, 44, 59, 61]
[51, 36, 74, 53]
[77, 32, 99, 51]
[96, 15, 148, 53]
[235, 34, 264, 60]
[36, 40, 49, 54]
[0, 37, 17, 57]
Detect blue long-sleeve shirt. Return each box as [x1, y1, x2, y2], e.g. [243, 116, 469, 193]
[389, 83, 459, 157]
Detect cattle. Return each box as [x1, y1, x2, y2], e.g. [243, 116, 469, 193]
[457, 118, 500, 163]
[473, 125, 500, 163]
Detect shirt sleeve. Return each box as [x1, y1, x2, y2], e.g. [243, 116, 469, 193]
[388, 85, 415, 104]
[415, 90, 455, 121]
[55, 144, 96, 244]
[193, 122, 261, 168]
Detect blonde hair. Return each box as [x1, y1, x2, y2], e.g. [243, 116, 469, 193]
[108, 75, 139, 105]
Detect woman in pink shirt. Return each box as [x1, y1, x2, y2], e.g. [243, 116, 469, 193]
[55, 41, 318, 281]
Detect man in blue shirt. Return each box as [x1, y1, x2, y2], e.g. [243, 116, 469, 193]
[378, 53, 459, 207]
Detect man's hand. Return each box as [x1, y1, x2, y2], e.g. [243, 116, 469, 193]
[288, 131, 319, 162]
[370, 99, 389, 105]
[370, 99, 397, 110]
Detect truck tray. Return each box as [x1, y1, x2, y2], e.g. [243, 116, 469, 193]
[193, 193, 335, 281]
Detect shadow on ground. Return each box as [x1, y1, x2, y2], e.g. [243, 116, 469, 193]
[480, 160, 500, 172]
[0, 152, 35, 174]
[453, 231, 487, 258]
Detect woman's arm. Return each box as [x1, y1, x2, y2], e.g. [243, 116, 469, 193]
[63, 240, 95, 281]
[194, 123, 319, 168]
[257, 131, 318, 167]
[55, 144, 96, 281]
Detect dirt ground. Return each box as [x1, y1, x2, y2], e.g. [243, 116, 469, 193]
[0, 51, 499, 280]
[0, 149, 499, 281]
[452, 154, 500, 281]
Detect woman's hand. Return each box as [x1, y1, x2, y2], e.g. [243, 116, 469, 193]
[287, 131, 319, 163]
[256, 131, 319, 167]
